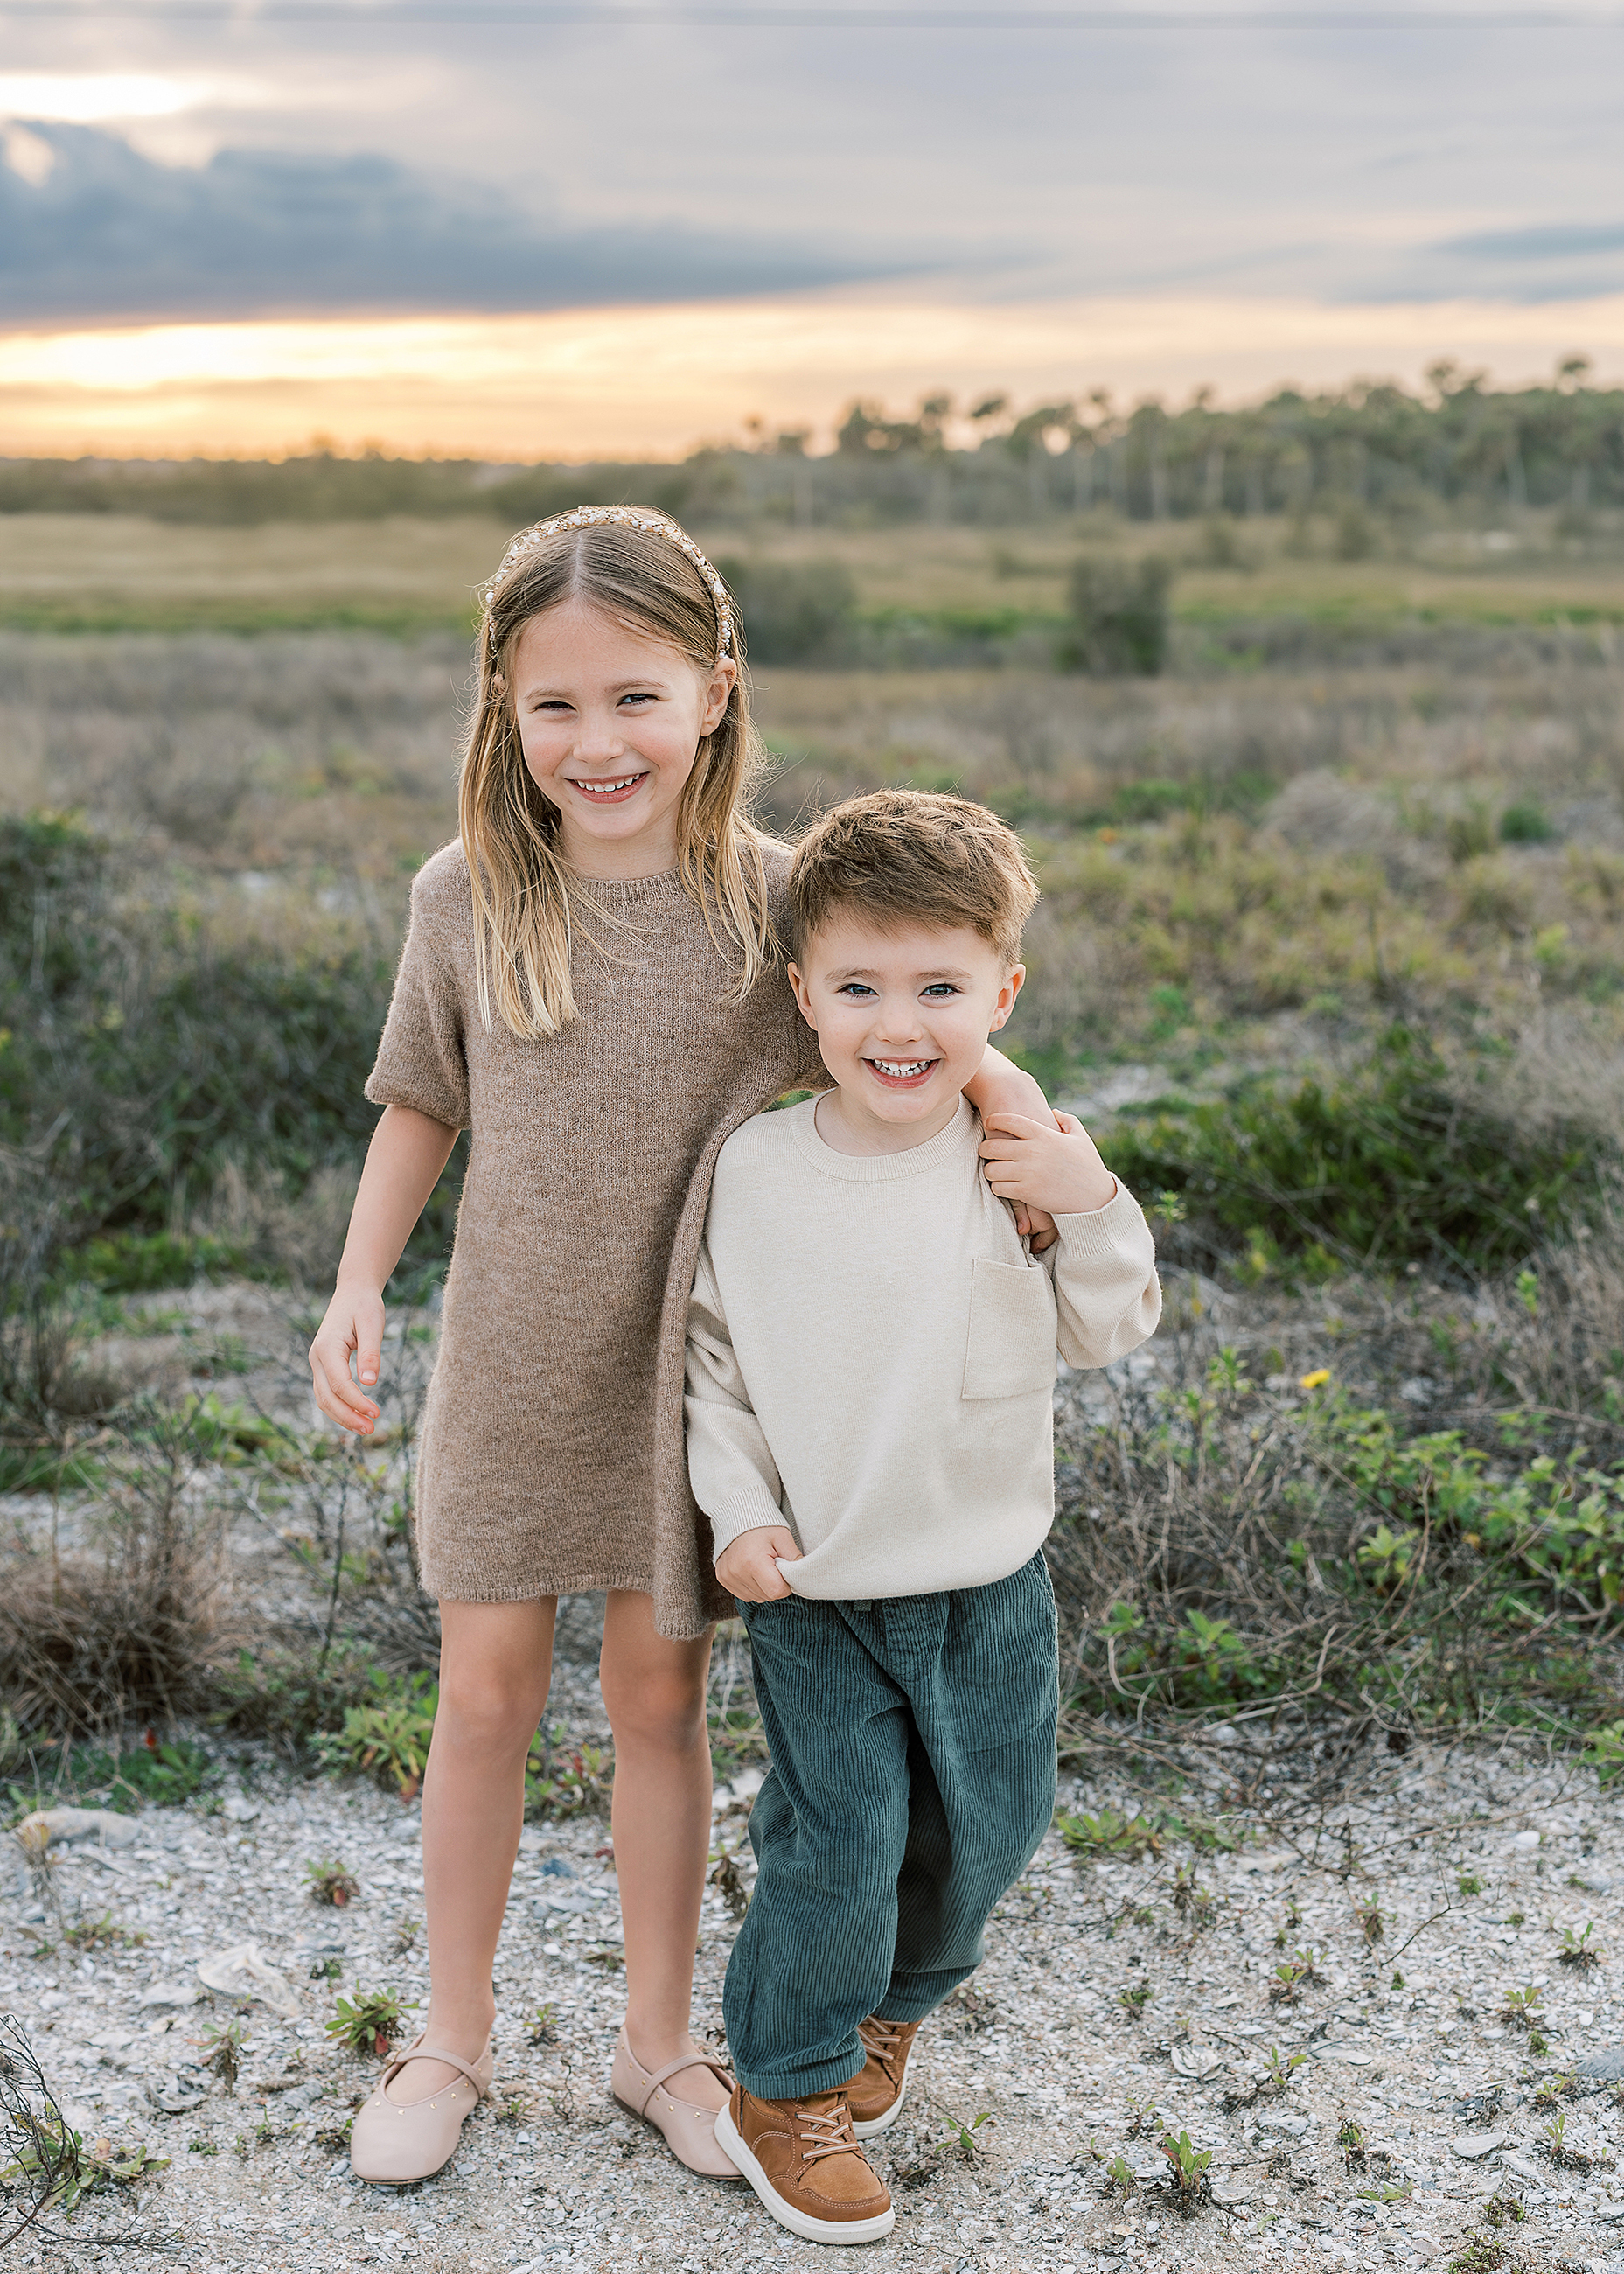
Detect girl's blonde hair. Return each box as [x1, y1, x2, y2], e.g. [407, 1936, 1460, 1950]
[460, 509, 776, 1039]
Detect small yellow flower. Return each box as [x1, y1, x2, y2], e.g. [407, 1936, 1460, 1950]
[1300, 1368, 1331, 1391]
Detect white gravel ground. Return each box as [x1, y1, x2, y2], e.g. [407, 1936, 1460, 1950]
[5, 1684, 1624, 2274]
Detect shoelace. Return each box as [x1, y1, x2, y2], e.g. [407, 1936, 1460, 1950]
[857, 2018, 903, 2062]
[795, 2100, 861, 2162]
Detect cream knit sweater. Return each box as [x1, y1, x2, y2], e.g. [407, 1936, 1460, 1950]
[686, 1096, 1161, 1601]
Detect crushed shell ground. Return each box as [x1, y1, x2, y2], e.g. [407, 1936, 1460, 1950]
[4, 1655, 1624, 2274]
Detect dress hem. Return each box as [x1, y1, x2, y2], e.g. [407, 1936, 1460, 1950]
[426, 1568, 659, 1607]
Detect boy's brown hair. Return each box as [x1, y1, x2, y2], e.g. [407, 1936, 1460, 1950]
[787, 789, 1039, 966]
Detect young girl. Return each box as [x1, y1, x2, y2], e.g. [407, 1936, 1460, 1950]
[308, 505, 1054, 2188]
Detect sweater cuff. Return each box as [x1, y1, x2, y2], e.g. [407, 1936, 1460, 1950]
[708, 1495, 793, 1567]
[1052, 1181, 1147, 1259]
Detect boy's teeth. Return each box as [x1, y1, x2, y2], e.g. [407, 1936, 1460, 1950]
[875, 1059, 931, 1077]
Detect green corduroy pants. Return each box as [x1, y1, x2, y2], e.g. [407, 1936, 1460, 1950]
[722, 1550, 1059, 2102]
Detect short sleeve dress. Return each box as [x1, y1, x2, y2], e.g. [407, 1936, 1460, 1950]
[366, 839, 826, 1639]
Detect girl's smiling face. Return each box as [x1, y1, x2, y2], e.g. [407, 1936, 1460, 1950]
[511, 598, 735, 876]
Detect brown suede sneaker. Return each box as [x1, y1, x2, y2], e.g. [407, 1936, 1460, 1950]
[846, 2015, 923, 2139]
[714, 2085, 894, 2244]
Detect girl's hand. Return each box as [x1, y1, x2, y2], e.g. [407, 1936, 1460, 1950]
[310, 1280, 387, 1435]
[716, 1526, 801, 1603]
[964, 1047, 1061, 1249]
[979, 1110, 1117, 1221]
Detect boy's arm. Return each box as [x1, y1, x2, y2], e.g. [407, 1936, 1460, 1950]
[964, 1045, 1062, 1250]
[1049, 1192, 1162, 1369]
[979, 1110, 1162, 1367]
[686, 1245, 802, 1598]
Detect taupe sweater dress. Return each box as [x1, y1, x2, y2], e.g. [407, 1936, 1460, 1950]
[366, 839, 825, 1639]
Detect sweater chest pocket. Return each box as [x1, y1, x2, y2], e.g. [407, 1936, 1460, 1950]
[962, 1257, 1057, 1400]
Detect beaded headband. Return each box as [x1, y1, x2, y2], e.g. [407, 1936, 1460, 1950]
[483, 505, 734, 661]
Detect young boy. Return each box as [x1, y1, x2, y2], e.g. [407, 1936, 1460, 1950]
[685, 788, 1160, 2245]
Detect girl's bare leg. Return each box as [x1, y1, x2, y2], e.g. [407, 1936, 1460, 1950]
[598, 1589, 726, 2111]
[394, 1597, 557, 2103]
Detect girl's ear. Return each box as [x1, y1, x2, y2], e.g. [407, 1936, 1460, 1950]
[699, 655, 737, 736]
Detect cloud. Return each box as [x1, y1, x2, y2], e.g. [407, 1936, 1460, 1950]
[0, 124, 896, 324]
[1443, 222, 1624, 265]
[1364, 219, 1624, 307]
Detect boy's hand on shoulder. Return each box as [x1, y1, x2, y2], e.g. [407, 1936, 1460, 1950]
[715, 1526, 802, 1604]
[979, 1110, 1117, 1221]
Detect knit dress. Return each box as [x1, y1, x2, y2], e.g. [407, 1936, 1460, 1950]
[365, 839, 826, 1639]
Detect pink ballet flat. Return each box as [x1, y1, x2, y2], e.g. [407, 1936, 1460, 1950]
[610, 2026, 741, 2178]
[350, 2032, 494, 2187]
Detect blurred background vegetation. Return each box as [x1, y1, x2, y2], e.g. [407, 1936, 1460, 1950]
[4, 367, 1624, 1809]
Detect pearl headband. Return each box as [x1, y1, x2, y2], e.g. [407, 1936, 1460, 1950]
[484, 505, 735, 661]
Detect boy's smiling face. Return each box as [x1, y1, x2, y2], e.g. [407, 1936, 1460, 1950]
[789, 915, 1024, 1154]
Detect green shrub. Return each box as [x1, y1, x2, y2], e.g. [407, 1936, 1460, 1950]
[0, 813, 460, 1288]
[1060, 555, 1173, 676]
[313, 1670, 438, 1797]
[714, 556, 856, 664]
[207, 1642, 384, 1751]
[1500, 799, 1556, 846]
[76, 1737, 216, 1810]
[66, 1231, 248, 1294]
[1105, 1026, 1608, 1276]
[1323, 1400, 1624, 1615]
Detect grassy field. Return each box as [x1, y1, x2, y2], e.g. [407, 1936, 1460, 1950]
[4, 507, 1624, 1776]
[7, 506, 1624, 639]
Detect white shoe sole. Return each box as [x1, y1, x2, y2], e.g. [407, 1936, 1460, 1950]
[849, 2047, 911, 2139]
[714, 2106, 895, 2245]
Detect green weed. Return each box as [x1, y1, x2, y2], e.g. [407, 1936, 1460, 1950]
[326, 1990, 410, 2060]
[1057, 1805, 1165, 1860]
[0, 2120, 168, 2213]
[199, 2019, 249, 2092]
[1558, 1921, 1601, 1967]
[303, 1859, 359, 1908]
[525, 1733, 614, 1822]
[312, 1670, 437, 1798]
[1261, 2044, 1306, 2094]
[62, 1912, 146, 1950]
[1354, 1896, 1391, 1945]
[1501, 1983, 1543, 2028]
[1157, 2127, 1213, 2204]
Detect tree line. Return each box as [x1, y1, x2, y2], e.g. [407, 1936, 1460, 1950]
[1, 359, 1619, 527]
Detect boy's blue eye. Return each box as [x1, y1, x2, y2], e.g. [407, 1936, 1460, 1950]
[837, 983, 876, 998]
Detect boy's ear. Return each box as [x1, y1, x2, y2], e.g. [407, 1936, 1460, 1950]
[989, 962, 1026, 1032]
[786, 960, 818, 1026]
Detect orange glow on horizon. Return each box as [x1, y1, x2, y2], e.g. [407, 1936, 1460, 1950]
[3, 292, 1623, 463]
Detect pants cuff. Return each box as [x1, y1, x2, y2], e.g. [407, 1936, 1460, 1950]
[874, 1985, 955, 2026]
[733, 2047, 867, 2103]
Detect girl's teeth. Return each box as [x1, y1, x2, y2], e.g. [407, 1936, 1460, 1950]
[579, 775, 643, 795]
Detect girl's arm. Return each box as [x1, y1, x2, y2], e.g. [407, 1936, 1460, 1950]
[965, 1043, 1063, 1249]
[309, 1103, 459, 1435]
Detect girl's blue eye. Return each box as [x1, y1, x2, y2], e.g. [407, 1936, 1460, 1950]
[923, 984, 960, 997]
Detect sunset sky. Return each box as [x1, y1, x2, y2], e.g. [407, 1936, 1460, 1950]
[2, 5, 1622, 460]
